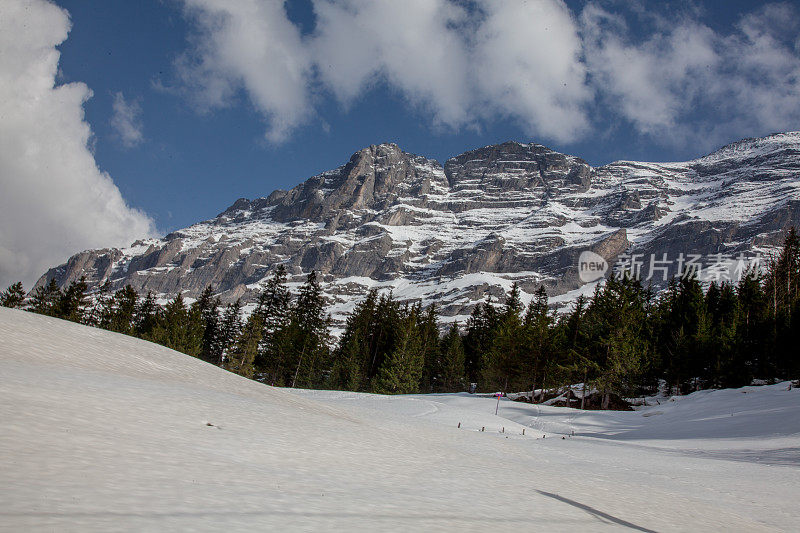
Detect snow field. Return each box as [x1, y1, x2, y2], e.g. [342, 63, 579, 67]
[1, 307, 797, 531]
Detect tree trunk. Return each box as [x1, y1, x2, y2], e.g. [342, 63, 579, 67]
[291, 342, 308, 389]
[538, 371, 547, 403]
[581, 368, 587, 410]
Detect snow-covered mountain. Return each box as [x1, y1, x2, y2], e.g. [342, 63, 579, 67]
[35, 132, 800, 321]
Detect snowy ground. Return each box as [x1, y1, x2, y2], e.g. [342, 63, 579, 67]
[1, 308, 798, 531]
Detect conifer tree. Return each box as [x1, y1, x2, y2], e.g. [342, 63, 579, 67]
[703, 281, 742, 386]
[330, 290, 379, 391]
[439, 323, 466, 392]
[418, 305, 442, 392]
[582, 275, 651, 404]
[503, 282, 524, 319]
[29, 279, 61, 316]
[763, 229, 800, 377]
[150, 293, 194, 354]
[736, 267, 766, 379]
[330, 326, 366, 391]
[134, 291, 159, 339]
[524, 286, 554, 399]
[553, 295, 595, 406]
[285, 272, 330, 388]
[374, 310, 424, 394]
[463, 297, 499, 385]
[56, 276, 89, 323]
[109, 286, 139, 335]
[217, 300, 243, 366]
[225, 312, 262, 378]
[191, 286, 220, 363]
[86, 279, 113, 327]
[363, 292, 402, 384]
[656, 273, 706, 394]
[253, 266, 292, 381]
[1, 282, 26, 308]
[483, 284, 527, 392]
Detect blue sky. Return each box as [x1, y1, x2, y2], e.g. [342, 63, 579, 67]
[1, 0, 799, 287]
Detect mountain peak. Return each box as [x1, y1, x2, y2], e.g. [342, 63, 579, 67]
[44, 131, 800, 328]
[698, 131, 800, 164]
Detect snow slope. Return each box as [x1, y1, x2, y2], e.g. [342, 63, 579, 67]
[1, 307, 798, 531]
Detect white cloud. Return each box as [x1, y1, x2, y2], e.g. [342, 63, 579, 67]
[110, 92, 144, 148]
[178, 0, 314, 143]
[472, 0, 591, 142]
[0, 0, 156, 289]
[581, 2, 800, 149]
[312, 0, 473, 129]
[174, 0, 800, 151]
[177, 0, 592, 142]
[581, 5, 719, 135]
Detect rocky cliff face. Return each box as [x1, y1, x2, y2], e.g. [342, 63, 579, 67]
[34, 133, 800, 323]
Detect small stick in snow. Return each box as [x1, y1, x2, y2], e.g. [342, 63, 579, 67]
[458, 422, 461, 428]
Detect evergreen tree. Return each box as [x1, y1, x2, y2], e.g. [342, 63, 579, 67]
[86, 279, 113, 327]
[763, 228, 800, 378]
[191, 286, 221, 363]
[225, 312, 262, 378]
[362, 292, 402, 386]
[582, 275, 651, 404]
[553, 295, 595, 406]
[704, 281, 742, 387]
[418, 305, 442, 392]
[285, 272, 330, 388]
[108, 286, 139, 335]
[1, 282, 26, 308]
[503, 282, 524, 320]
[330, 290, 379, 391]
[439, 323, 466, 392]
[737, 267, 766, 380]
[482, 285, 527, 392]
[253, 266, 292, 382]
[56, 276, 89, 323]
[330, 324, 366, 391]
[463, 297, 499, 385]
[134, 292, 159, 339]
[657, 273, 706, 394]
[29, 279, 61, 316]
[150, 293, 195, 354]
[217, 300, 243, 366]
[374, 310, 424, 394]
[524, 286, 554, 399]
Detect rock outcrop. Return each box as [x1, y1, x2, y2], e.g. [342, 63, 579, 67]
[34, 133, 800, 323]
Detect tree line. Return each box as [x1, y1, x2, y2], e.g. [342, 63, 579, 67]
[3, 230, 799, 402]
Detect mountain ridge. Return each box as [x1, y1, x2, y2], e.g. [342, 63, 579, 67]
[33, 132, 800, 324]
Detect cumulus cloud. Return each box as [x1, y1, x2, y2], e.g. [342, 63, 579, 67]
[0, 0, 156, 289]
[110, 92, 144, 148]
[177, 0, 593, 142]
[174, 0, 800, 151]
[472, 0, 591, 142]
[312, 0, 473, 128]
[582, 2, 800, 149]
[178, 0, 314, 142]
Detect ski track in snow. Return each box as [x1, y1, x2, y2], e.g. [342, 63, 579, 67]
[1, 307, 798, 532]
